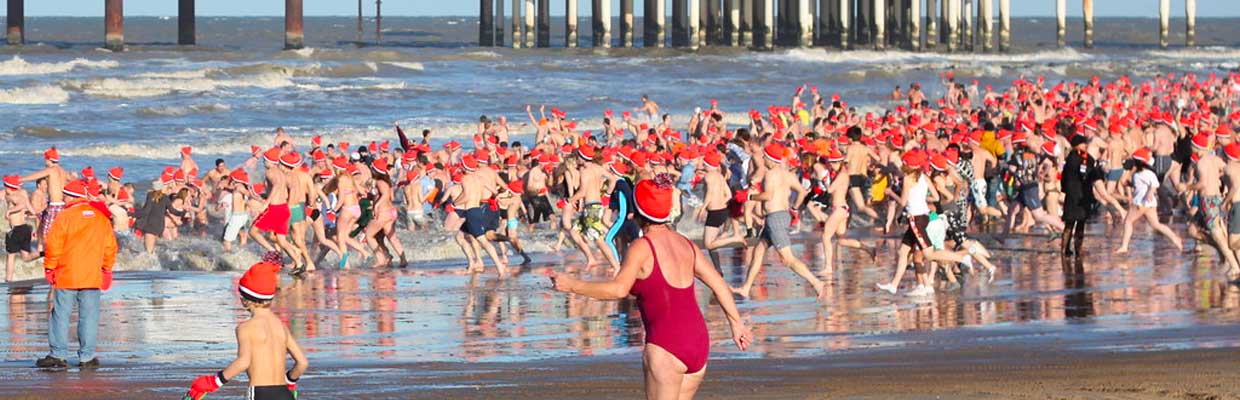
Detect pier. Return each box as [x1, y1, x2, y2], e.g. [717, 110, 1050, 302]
[0, 0, 1214, 51]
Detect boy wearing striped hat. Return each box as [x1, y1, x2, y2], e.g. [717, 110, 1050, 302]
[184, 253, 309, 400]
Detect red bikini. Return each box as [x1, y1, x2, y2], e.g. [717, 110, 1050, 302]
[630, 237, 710, 374]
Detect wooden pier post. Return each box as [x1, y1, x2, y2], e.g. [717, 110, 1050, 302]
[497, 0, 505, 46]
[524, 0, 536, 47]
[594, 0, 612, 47]
[674, 0, 687, 46]
[647, 0, 666, 47]
[798, 0, 812, 47]
[1185, 0, 1196, 47]
[910, 0, 920, 50]
[105, 0, 124, 50]
[926, 0, 937, 47]
[964, 0, 973, 50]
[839, 0, 849, 48]
[1159, 0, 1169, 49]
[690, 0, 701, 48]
[857, 0, 871, 45]
[1082, 0, 1093, 48]
[705, 0, 718, 45]
[727, 0, 740, 46]
[7, 0, 23, 45]
[817, 0, 833, 46]
[978, 0, 990, 52]
[873, 0, 885, 49]
[998, 0, 1008, 52]
[283, 0, 303, 49]
[375, 0, 382, 43]
[1055, 0, 1064, 48]
[178, 0, 194, 45]
[740, 0, 753, 46]
[537, 0, 550, 47]
[946, 0, 957, 51]
[621, 0, 634, 46]
[754, 0, 773, 49]
[566, 0, 578, 47]
[481, 0, 496, 46]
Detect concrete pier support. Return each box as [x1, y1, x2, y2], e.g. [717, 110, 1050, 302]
[1159, 0, 1169, 49]
[1186, 0, 1196, 47]
[946, 0, 958, 52]
[939, 0, 948, 45]
[593, 0, 612, 47]
[979, 0, 990, 52]
[797, 0, 812, 47]
[537, 0, 550, 47]
[910, 0, 920, 50]
[481, 0, 496, 46]
[754, 0, 773, 49]
[1082, 0, 1093, 48]
[512, 0, 522, 47]
[838, 0, 848, 49]
[524, 0, 535, 47]
[817, 0, 833, 46]
[873, 0, 885, 49]
[105, 0, 124, 50]
[7, 0, 24, 45]
[674, 0, 687, 46]
[998, 0, 1008, 52]
[1055, 0, 1064, 48]
[283, 0, 303, 49]
[621, 0, 634, 46]
[926, 0, 936, 47]
[740, 0, 753, 46]
[857, 0, 870, 45]
[961, 0, 971, 50]
[178, 0, 194, 45]
[690, 0, 701, 49]
[497, 0, 505, 46]
[726, 0, 740, 46]
[705, 0, 720, 45]
[645, 0, 666, 47]
[566, 0, 578, 47]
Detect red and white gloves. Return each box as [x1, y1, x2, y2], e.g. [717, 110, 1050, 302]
[183, 372, 226, 400]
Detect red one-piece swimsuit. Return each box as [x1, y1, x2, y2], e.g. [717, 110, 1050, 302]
[630, 237, 710, 373]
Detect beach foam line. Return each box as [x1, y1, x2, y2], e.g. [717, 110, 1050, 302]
[0, 55, 119, 76]
[0, 84, 71, 104]
[776, 47, 1093, 66]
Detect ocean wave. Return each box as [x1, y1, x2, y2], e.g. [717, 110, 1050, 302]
[0, 55, 119, 76]
[0, 84, 71, 104]
[384, 62, 425, 72]
[1142, 47, 1240, 61]
[134, 103, 233, 117]
[12, 125, 94, 139]
[777, 47, 1092, 66]
[61, 72, 296, 98]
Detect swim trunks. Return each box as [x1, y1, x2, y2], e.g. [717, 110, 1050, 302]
[970, 179, 989, 209]
[254, 203, 291, 235]
[506, 218, 519, 230]
[576, 202, 607, 241]
[39, 202, 65, 241]
[1018, 184, 1043, 210]
[223, 213, 249, 242]
[704, 208, 729, 228]
[849, 175, 867, 190]
[527, 195, 553, 224]
[901, 214, 931, 251]
[5, 224, 32, 254]
[288, 203, 306, 224]
[1106, 168, 1124, 182]
[460, 206, 489, 238]
[760, 210, 793, 250]
[1198, 195, 1224, 229]
[248, 385, 296, 400]
[1230, 203, 1240, 235]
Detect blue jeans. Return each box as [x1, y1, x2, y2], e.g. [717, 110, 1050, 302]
[48, 288, 100, 362]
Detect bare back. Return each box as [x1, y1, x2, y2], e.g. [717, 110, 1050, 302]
[238, 312, 290, 387]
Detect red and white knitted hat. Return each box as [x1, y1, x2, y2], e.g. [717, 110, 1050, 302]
[635, 174, 675, 223]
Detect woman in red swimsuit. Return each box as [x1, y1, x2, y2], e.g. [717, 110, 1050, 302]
[552, 174, 751, 399]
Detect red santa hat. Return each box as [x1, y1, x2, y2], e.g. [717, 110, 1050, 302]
[62, 179, 88, 198]
[635, 174, 675, 223]
[238, 254, 282, 302]
[108, 167, 124, 181]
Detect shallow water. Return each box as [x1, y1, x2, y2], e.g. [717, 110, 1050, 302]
[3, 220, 1238, 371]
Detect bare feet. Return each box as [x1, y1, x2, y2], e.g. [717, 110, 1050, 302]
[730, 286, 751, 299]
[813, 280, 828, 300]
[1115, 247, 1129, 255]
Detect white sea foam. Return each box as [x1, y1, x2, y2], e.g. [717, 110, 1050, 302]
[62, 72, 296, 98]
[0, 84, 71, 104]
[0, 55, 119, 76]
[779, 47, 1092, 66]
[1143, 47, 1240, 61]
[385, 61, 426, 72]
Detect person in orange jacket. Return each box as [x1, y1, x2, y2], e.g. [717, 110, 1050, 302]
[35, 179, 118, 370]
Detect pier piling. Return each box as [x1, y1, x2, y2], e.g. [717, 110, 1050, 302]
[481, 0, 495, 46]
[593, 0, 612, 47]
[1186, 0, 1196, 47]
[537, 0, 549, 47]
[910, 0, 920, 50]
[621, 0, 634, 46]
[946, 0, 957, 52]
[926, 0, 936, 47]
[1159, 0, 1169, 49]
[998, 0, 1008, 52]
[178, 0, 194, 45]
[1082, 0, 1093, 48]
[513, 0, 522, 47]
[1055, 0, 1064, 48]
[524, 0, 535, 47]
[284, 0, 303, 49]
[674, 0, 686, 46]
[7, 0, 24, 45]
[838, 0, 848, 49]
[566, 0, 578, 47]
[979, 0, 990, 52]
[874, 0, 885, 49]
[754, 0, 773, 49]
[105, 0, 124, 50]
[727, 0, 740, 46]
[690, 0, 701, 49]
[740, 0, 753, 46]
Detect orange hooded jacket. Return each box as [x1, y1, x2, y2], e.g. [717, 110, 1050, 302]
[44, 200, 117, 290]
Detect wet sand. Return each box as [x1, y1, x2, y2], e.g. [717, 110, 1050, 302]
[3, 221, 1240, 398]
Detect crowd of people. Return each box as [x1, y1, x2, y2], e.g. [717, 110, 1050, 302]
[9, 70, 1240, 399]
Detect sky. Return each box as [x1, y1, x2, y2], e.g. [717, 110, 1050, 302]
[7, 0, 1240, 18]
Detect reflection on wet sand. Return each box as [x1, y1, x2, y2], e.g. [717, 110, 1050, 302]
[3, 224, 1240, 368]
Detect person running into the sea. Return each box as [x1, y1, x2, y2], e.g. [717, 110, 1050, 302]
[1005, 132, 1065, 234]
[1186, 134, 1240, 278]
[816, 147, 877, 273]
[363, 158, 407, 268]
[496, 180, 532, 266]
[878, 150, 937, 296]
[1222, 143, 1240, 264]
[37, 180, 117, 370]
[4, 176, 39, 282]
[963, 128, 1005, 219]
[221, 169, 251, 253]
[842, 127, 881, 221]
[732, 142, 828, 299]
[1116, 148, 1183, 254]
[329, 158, 370, 269]
[695, 151, 745, 267]
[183, 253, 309, 400]
[568, 146, 621, 271]
[249, 148, 304, 273]
[22, 148, 69, 247]
[285, 151, 322, 274]
[551, 174, 752, 400]
[457, 154, 509, 278]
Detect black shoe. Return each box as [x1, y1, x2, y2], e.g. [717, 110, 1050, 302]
[35, 355, 67, 369]
[78, 358, 100, 369]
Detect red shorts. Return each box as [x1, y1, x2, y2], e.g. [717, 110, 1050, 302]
[254, 203, 291, 235]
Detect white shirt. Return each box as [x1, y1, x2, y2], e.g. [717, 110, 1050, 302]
[1132, 170, 1159, 208]
[905, 174, 931, 216]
